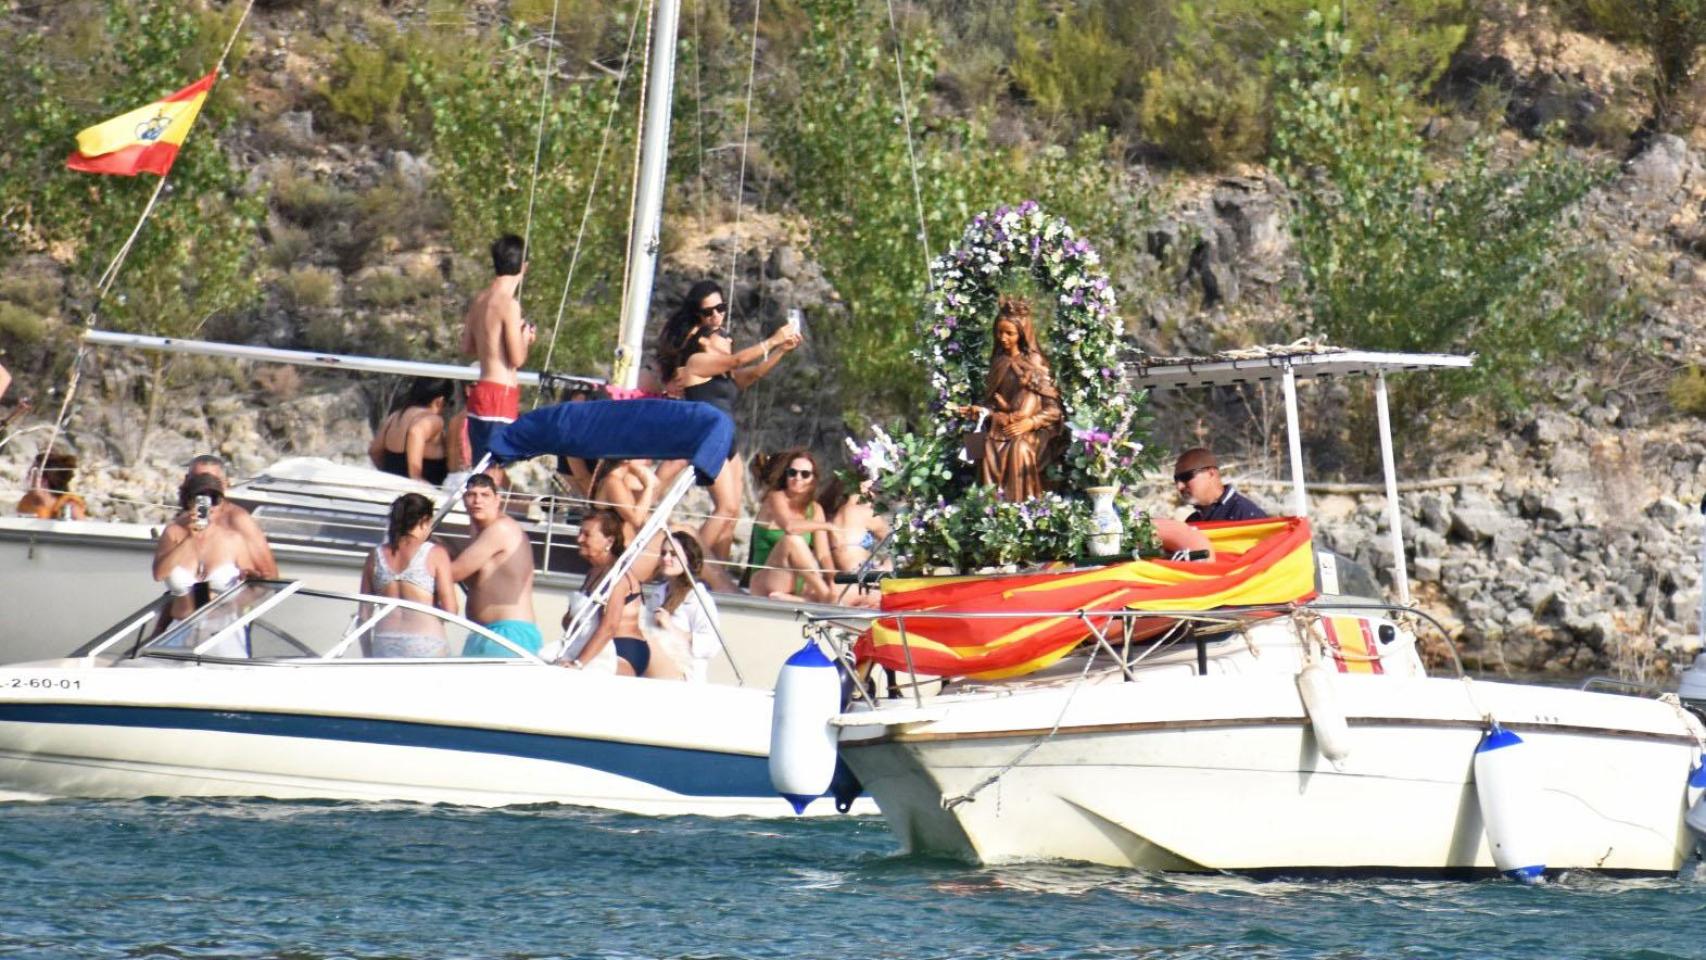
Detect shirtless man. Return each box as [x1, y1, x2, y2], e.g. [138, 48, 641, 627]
[450, 472, 541, 656]
[460, 234, 536, 469]
[152, 454, 279, 580]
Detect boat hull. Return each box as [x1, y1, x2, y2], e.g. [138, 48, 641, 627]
[839, 674, 1702, 873]
[0, 661, 864, 816]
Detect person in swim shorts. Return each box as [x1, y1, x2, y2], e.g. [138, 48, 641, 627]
[460, 234, 535, 467]
[450, 472, 542, 656]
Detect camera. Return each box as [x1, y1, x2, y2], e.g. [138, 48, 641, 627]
[192, 494, 213, 531]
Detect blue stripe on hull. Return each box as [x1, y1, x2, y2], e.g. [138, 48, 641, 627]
[0, 704, 773, 799]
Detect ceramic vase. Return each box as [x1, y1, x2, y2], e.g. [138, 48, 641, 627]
[1086, 485, 1122, 558]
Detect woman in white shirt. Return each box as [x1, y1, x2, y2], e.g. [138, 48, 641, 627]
[647, 531, 723, 682]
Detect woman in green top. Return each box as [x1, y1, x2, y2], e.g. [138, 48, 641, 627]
[745, 449, 837, 601]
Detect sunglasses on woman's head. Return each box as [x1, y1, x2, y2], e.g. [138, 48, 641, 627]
[784, 468, 813, 479]
[699, 303, 727, 319]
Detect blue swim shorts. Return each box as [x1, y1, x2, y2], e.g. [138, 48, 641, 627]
[464, 619, 544, 658]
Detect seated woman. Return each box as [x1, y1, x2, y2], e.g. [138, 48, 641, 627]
[359, 493, 458, 658]
[746, 449, 837, 602]
[15, 450, 86, 520]
[822, 475, 890, 575]
[152, 473, 267, 653]
[369, 378, 454, 485]
[560, 508, 650, 676]
[646, 531, 723, 682]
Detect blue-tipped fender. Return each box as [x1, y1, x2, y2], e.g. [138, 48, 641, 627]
[1472, 723, 1546, 883]
[1684, 757, 1706, 850]
[768, 640, 842, 814]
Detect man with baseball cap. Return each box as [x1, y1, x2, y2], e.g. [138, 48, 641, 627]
[1174, 447, 1267, 523]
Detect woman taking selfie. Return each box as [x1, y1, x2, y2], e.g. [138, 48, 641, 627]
[653, 281, 800, 589]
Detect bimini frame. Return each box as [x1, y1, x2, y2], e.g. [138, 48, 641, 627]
[1126, 348, 1473, 606]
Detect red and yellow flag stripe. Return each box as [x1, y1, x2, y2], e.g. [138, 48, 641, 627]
[1321, 615, 1384, 675]
[855, 516, 1318, 680]
[66, 73, 216, 177]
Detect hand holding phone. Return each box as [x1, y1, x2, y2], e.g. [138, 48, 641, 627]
[192, 494, 213, 531]
[787, 307, 805, 339]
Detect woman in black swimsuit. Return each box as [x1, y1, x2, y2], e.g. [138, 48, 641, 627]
[567, 508, 651, 676]
[369, 378, 453, 485]
[654, 281, 800, 589]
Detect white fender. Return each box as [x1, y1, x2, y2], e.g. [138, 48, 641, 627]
[768, 640, 842, 814]
[1473, 724, 1546, 883]
[1685, 759, 1706, 852]
[1296, 661, 1351, 766]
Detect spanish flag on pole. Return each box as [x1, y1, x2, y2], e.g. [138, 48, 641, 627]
[66, 72, 216, 177]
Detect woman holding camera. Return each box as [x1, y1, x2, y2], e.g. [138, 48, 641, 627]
[152, 472, 267, 626]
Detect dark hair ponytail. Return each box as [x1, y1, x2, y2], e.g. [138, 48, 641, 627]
[655, 279, 725, 381]
[387, 493, 435, 545]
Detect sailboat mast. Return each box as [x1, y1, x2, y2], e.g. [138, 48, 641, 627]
[612, 0, 682, 390]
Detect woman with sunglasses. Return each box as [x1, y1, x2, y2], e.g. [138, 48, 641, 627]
[745, 449, 837, 601]
[654, 280, 800, 589]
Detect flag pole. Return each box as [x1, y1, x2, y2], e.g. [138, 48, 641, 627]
[40, 0, 258, 468]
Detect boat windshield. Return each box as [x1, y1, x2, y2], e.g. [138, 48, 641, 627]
[133, 580, 544, 663]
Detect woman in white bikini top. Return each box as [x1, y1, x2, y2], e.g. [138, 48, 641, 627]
[360, 493, 458, 658]
[153, 475, 259, 620]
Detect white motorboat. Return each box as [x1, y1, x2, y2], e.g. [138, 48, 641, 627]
[0, 577, 869, 815]
[800, 349, 1706, 877]
[0, 450, 852, 678]
[828, 597, 1705, 875]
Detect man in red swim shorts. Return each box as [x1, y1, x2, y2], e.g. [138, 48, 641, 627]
[460, 234, 536, 467]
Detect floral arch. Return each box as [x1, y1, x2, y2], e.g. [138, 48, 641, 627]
[853, 203, 1158, 573]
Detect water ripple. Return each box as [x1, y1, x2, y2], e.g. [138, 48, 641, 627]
[0, 799, 1698, 959]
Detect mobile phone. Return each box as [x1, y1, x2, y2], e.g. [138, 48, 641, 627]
[192, 495, 212, 530]
[787, 307, 805, 338]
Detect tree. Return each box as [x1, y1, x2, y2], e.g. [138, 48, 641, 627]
[1562, 0, 1706, 136]
[0, 0, 261, 337]
[769, 0, 1153, 417]
[1271, 11, 1620, 417]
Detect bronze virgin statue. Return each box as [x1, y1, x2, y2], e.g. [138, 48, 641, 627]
[964, 296, 1062, 501]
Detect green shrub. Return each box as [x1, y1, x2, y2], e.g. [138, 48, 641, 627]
[1012, 0, 1153, 130]
[273, 170, 348, 228]
[1669, 365, 1706, 417]
[1139, 45, 1269, 167]
[0, 272, 61, 315]
[265, 223, 313, 270]
[282, 267, 338, 309]
[354, 271, 437, 308]
[320, 27, 409, 138]
[0, 302, 46, 344]
[1272, 12, 1621, 419]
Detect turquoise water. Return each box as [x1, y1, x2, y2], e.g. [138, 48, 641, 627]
[2, 800, 1702, 960]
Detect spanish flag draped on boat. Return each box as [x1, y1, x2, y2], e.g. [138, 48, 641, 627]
[854, 517, 1317, 680]
[66, 72, 216, 177]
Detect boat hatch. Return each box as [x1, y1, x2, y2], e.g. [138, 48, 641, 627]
[128, 580, 548, 664]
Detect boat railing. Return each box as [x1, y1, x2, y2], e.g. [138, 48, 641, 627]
[804, 598, 1462, 708]
[114, 580, 552, 666]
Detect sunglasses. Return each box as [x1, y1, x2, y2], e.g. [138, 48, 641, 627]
[1174, 466, 1211, 485]
[699, 303, 727, 319]
[784, 468, 814, 480]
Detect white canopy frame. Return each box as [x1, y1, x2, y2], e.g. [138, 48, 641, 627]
[1127, 348, 1474, 606]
